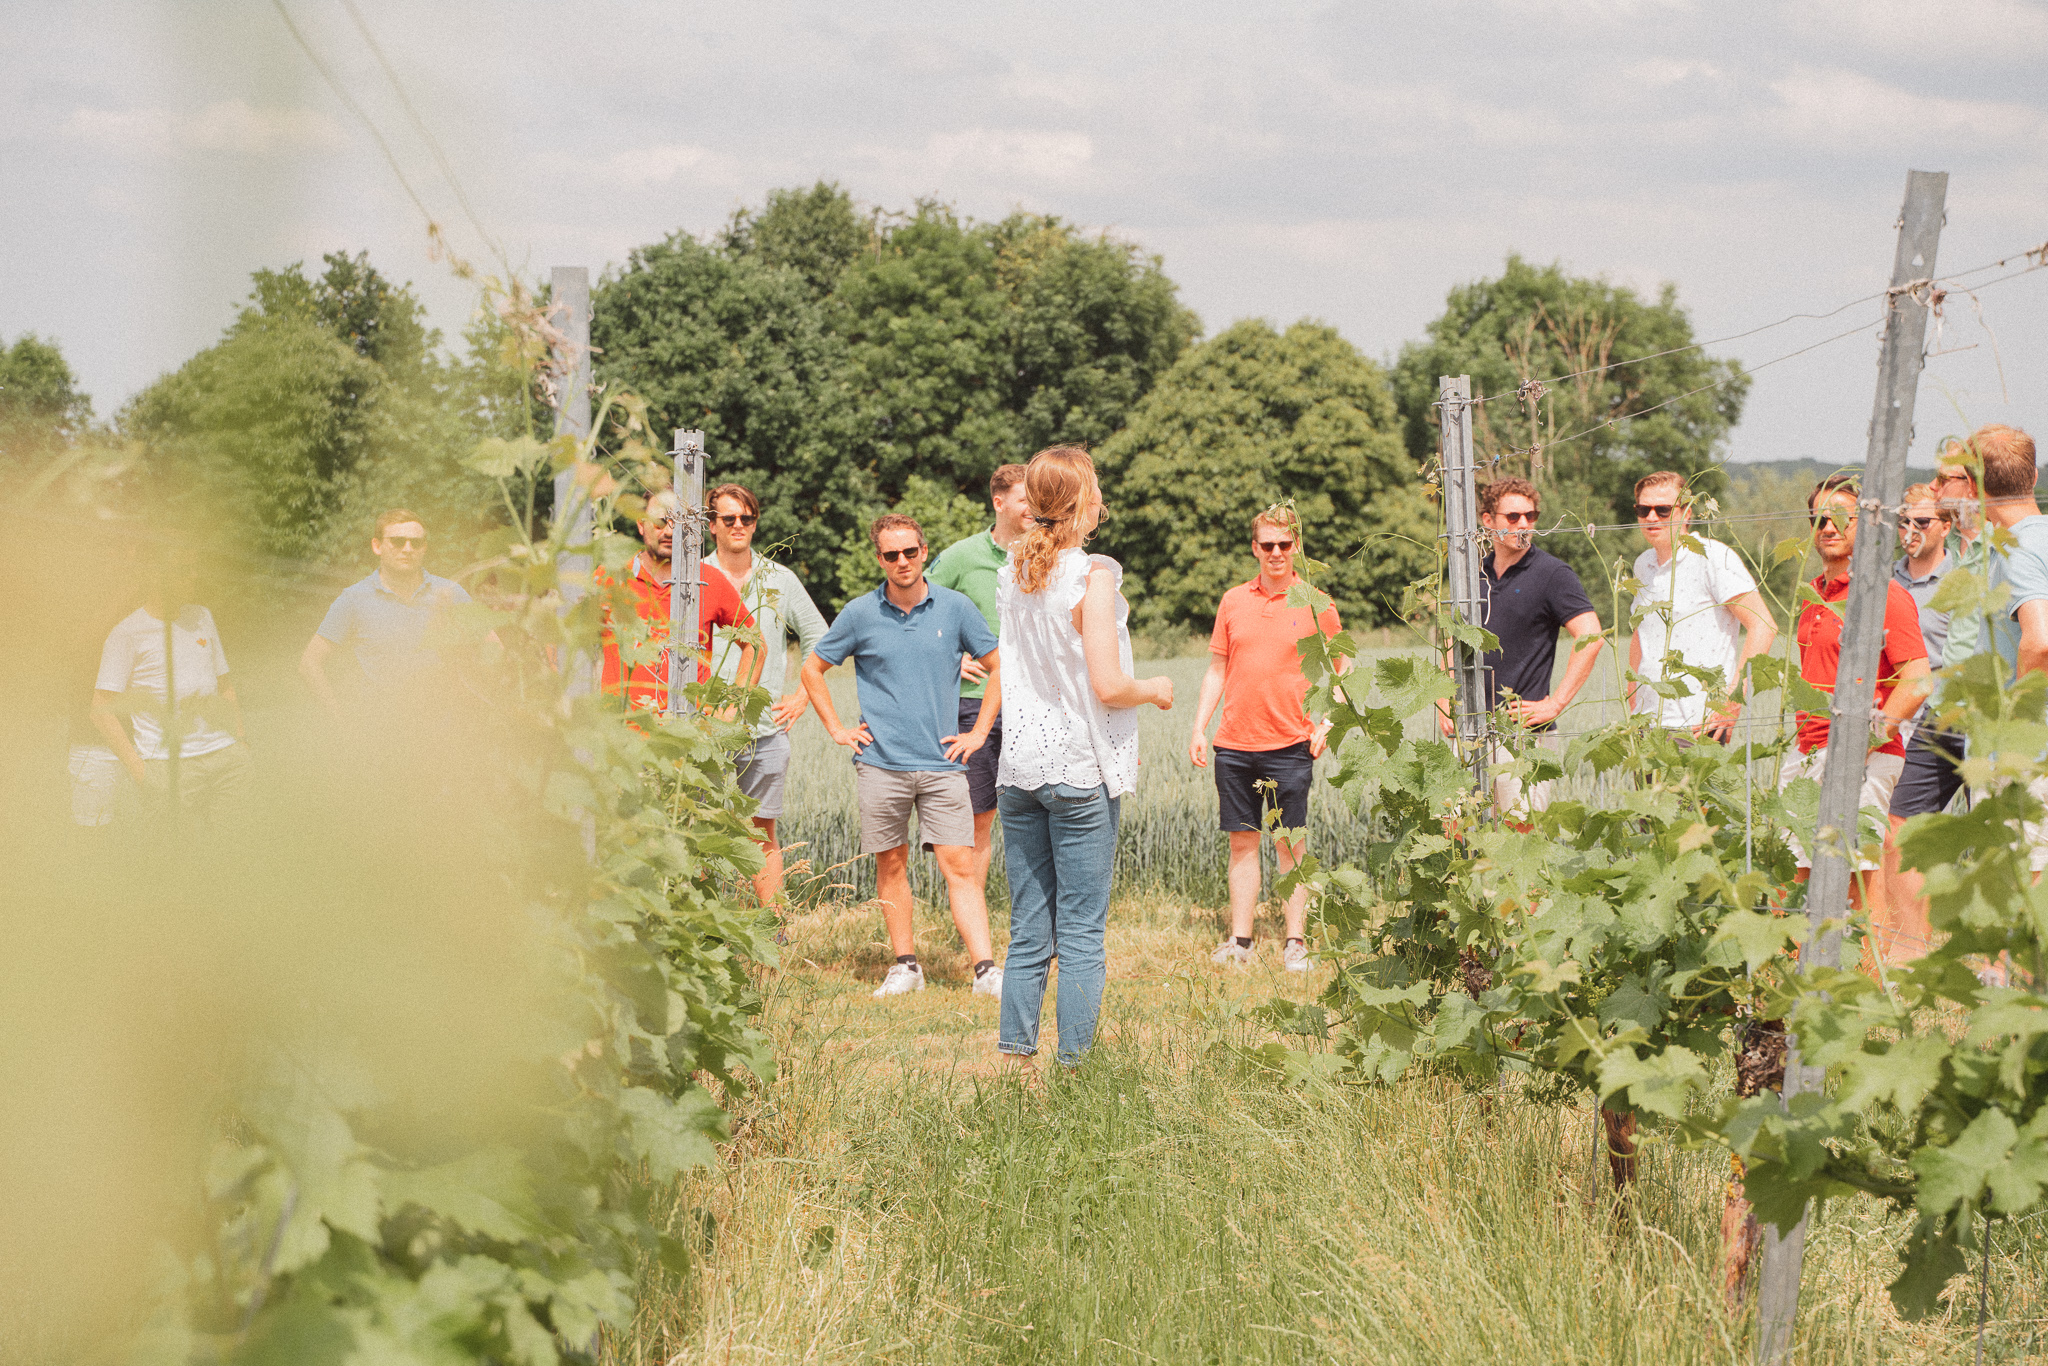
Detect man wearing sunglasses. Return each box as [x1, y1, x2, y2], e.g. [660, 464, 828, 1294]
[598, 488, 756, 713]
[802, 515, 1005, 999]
[1436, 478, 1602, 820]
[1190, 506, 1344, 973]
[704, 482, 829, 909]
[1785, 475, 1930, 909]
[1625, 471, 1775, 743]
[302, 508, 475, 715]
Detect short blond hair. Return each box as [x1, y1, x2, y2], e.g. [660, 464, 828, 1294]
[1252, 505, 1300, 538]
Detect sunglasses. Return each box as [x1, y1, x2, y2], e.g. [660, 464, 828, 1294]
[1634, 503, 1678, 520]
[1493, 510, 1539, 525]
[382, 536, 426, 549]
[717, 514, 757, 527]
[1809, 510, 1855, 529]
[1256, 540, 1294, 553]
[879, 546, 925, 564]
[1899, 516, 1943, 530]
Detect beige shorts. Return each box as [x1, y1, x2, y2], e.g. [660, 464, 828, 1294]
[856, 763, 975, 854]
[1486, 735, 1556, 821]
[1779, 746, 1904, 871]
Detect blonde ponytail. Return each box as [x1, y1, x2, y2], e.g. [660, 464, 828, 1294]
[1013, 446, 1096, 594]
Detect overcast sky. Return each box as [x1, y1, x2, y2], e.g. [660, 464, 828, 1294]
[8, 0, 2048, 466]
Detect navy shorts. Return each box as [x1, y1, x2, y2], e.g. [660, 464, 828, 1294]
[1214, 742, 1313, 833]
[1889, 725, 1966, 820]
[960, 697, 1003, 817]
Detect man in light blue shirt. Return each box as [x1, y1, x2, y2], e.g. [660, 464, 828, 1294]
[802, 514, 1003, 1000]
[301, 509, 473, 713]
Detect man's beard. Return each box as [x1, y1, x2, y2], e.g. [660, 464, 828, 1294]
[1943, 499, 1981, 533]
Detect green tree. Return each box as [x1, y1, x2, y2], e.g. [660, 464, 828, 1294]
[1391, 254, 1748, 587]
[0, 333, 94, 445]
[122, 254, 489, 566]
[1096, 319, 1436, 633]
[720, 180, 874, 298]
[828, 473, 987, 610]
[589, 231, 861, 587]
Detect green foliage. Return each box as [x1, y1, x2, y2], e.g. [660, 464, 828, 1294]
[0, 332, 93, 444]
[120, 254, 495, 566]
[719, 181, 874, 298]
[1095, 320, 1436, 632]
[1391, 255, 1749, 589]
[829, 474, 987, 612]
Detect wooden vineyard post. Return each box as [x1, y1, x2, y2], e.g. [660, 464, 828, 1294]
[667, 430, 705, 719]
[550, 265, 596, 699]
[1439, 374, 1490, 795]
[1753, 168, 1948, 1365]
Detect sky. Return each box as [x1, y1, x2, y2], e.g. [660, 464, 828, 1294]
[7, 0, 2048, 467]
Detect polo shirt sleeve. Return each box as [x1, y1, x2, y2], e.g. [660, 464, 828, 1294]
[1706, 541, 1759, 603]
[957, 595, 998, 658]
[928, 544, 962, 593]
[812, 603, 859, 668]
[315, 589, 357, 644]
[95, 620, 137, 693]
[1209, 595, 1233, 657]
[1315, 601, 1342, 639]
[2004, 539, 2048, 618]
[1552, 563, 1596, 628]
[783, 570, 830, 655]
[1883, 581, 1929, 668]
[443, 580, 473, 606]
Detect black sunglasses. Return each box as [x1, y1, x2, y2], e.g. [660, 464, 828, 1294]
[1256, 539, 1294, 553]
[879, 546, 925, 563]
[1899, 516, 1942, 530]
[1634, 503, 1678, 520]
[382, 536, 426, 549]
[717, 514, 757, 527]
[1494, 510, 1538, 525]
[1809, 510, 1855, 529]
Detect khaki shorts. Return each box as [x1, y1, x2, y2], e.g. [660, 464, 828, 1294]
[856, 763, 975, 854]
[1779, 746, 1903, 871]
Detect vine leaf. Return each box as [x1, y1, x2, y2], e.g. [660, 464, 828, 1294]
[1888, 1220, 1970, 1320]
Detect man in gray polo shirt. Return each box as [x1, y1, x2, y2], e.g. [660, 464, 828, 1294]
[801, 514, 1004, 999]
[302, 508, 473, 714]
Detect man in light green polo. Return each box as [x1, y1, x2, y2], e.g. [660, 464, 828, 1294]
[928, 463, 1029, 890]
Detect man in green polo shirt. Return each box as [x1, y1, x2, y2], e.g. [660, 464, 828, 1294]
[929, 464, 1029, 890]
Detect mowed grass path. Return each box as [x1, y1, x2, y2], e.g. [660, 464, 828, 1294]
[611, 894, 2047, 1365]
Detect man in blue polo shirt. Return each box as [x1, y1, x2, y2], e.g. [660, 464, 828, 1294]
[801, 513, 1004, 1000]
[301, 508, 474, 714]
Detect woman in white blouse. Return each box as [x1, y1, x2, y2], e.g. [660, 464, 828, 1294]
[995, 446, 1174, 1070]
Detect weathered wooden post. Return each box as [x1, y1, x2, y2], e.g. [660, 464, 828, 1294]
[667, 430, 705, 718]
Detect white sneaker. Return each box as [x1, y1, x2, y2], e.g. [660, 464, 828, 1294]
[1282, 940, 1310, 974]
[972, 965, 1005, 998]
[873, 962, 925, 997]
[1212, 940, 1254, 966]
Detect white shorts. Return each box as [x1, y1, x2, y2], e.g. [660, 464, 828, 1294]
[68, 744, 122, 827]
[1779, 746, 1904, 872]
[1486, 735, 1556, 821]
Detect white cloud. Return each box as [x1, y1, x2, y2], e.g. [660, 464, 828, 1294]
[1763, 65, 2048, 149]
[1625, 58, 1724, 87]
[1795, 0, 2048, 56]
[63, 99, 344, 157]
[861, 128, 1095, 185]
[593, 143, 721, 187]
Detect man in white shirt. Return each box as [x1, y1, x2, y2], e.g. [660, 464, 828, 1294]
[90, 555, 248, 828]
[1625, 471, 1776, 741]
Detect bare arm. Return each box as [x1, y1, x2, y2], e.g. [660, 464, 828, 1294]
[942, 650, 1003, 762]
[91, 689, 148, 782]
[2018, 600, 2048, 679]
[1080, 568, 1171, 711]
[217, 677, 245, 741]
[1876, 656, 1935, 748]
[1700, 589, 1778, 741]
[299, 635, 341, 716]
[1512, 612, 1604, 727]
[1188, 655, 1227, 766]
[1627, 630, 1642, 713]
[801, 652, 871, 754]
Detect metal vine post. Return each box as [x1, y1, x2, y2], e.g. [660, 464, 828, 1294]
[667, 429, 706, 719]
[1754, 166, 1949, 1366]
[1439, 373, 1491, 794]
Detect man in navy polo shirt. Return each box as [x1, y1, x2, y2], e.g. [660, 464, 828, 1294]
[1438, 477, 1603, 818]
[802, 514, 1004, 1000]
[302, 508, 473, 714]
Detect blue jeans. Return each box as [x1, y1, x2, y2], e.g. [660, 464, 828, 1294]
[997, 782, 1120, 1064]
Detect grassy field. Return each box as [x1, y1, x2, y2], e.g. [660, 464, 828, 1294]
[611, 896, 2048, 1364]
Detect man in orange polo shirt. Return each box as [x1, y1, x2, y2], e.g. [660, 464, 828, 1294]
[600, 488, 756, 711]
[1188, 506, 1347, 973]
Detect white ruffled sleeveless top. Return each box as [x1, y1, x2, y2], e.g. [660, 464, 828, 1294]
[995, 548, 1141, 799]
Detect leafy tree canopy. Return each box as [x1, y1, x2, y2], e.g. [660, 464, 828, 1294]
[0, 333, 94, 444]
[1096, 319, 1436, 633]
[719, 181, 875, 298]
[1391, 254, 1748, 587]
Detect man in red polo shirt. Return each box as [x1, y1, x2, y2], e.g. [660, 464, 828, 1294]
[1785, 474, 1931, 911]
[600, 489, 756, 711]
[1188, 506, 1348, 973]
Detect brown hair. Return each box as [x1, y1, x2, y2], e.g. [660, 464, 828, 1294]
[708, 483, 759, 518]
[1971, 424, 2038, 499]
[869, 513, 925, 549]
[1808, 473, 1859, 512]
[1479, 478, 1539, 516]
[1633, 470, 1684, 501]
[374, 508, 425, 539]
[990, 464, 1028, 498]
[1013, 446, 1097, 595]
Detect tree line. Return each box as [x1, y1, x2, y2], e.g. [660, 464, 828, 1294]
[4, 183, 1750, 631]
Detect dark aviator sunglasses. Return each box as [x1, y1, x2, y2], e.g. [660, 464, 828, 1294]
[879, 545, 925, 564]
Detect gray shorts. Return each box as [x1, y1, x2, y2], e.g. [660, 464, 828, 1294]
[856, 763, 974, 854]
[735, 730, 792, 820]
